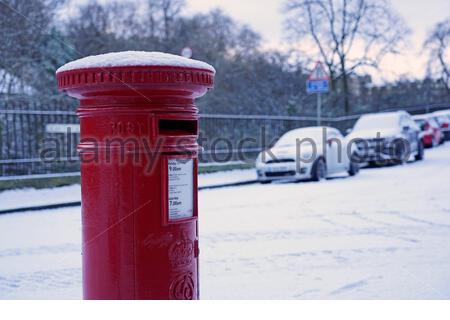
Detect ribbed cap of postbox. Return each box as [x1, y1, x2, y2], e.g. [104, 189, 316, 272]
[56, 51, 215, 92]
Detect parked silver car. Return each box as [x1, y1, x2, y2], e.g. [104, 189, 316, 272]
[346, 111, 424, 165]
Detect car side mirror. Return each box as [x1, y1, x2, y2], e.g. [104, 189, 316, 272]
[345, 128, 352, 135]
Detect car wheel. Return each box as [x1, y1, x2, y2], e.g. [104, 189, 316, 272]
[348, 154, 360, 176]
[391, 139, 408, 165]
[415, 140, 424, 161]
[311, 158, 326, 182]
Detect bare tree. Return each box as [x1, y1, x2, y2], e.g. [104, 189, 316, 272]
[0, 0, 53, 94]
[283, 0, 410, 114]
[147, 0, 185, 47]
[63, 2, 139, 56]
[173, 9, 260, 62]
[424, 19, 450, 92]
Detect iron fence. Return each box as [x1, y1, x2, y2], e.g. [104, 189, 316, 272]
[0, 98, 449, 181]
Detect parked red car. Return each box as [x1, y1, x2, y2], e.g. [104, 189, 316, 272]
[413, 114, 443, 148]
[433, 110, 450, 141]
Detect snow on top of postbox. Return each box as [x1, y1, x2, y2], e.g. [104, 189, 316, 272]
[56, 51, 215, 74]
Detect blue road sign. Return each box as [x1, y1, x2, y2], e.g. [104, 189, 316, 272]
[306, 79, 330, 93]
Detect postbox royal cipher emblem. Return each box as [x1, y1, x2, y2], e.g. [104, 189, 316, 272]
[168, 239, 194, 268]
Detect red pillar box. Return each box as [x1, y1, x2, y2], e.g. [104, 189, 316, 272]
[56, 51, 214, 299]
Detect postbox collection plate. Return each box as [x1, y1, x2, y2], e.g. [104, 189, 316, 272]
[168, 157, 194, 221]
[161, 155, 198, 226]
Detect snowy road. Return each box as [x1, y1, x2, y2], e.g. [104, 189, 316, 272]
[1, 144, 450, 299]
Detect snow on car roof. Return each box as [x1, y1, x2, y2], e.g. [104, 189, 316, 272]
[56, 51, 215, 74]
[433, 110, 450, 117]
[282, 126, 337, 135]
[276, 126, 339, 145]
[359, 111, 403, 120]
[412, 114, 431, 120]
[353, 111, 405, 130]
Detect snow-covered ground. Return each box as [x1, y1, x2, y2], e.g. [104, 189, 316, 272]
[1, 144, 450, 299]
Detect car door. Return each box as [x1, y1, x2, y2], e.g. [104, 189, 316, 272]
[406, 115, 419, 152]
[402, 114, 419, 152]
[324, 129, 341, 174]
[335, 130, 349, 171]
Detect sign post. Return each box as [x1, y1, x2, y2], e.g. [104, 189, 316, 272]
[317, 92, 322, 126]
[306, 62, 330, 126]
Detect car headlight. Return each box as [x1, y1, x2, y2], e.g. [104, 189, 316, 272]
[354, 139, 367, 150]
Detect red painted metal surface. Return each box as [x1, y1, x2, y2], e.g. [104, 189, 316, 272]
[57, 64, 214, 299]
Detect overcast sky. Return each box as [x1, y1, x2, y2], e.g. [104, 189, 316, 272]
[186, 0, 450, 83]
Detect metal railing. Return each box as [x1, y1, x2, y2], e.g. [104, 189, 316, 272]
[1, 99, 449, 181]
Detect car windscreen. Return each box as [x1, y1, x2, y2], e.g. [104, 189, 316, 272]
[354, 114, 399, 130]
[428, 118, 439, 127]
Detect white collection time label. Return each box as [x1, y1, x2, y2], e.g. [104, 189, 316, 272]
[168, 158, 194, 221]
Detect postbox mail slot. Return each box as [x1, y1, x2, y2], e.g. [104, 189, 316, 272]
[159, 119, 197, 136]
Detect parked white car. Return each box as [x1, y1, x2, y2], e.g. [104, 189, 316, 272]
[256, 126, 360, 183]
[346, 111, 424, 165]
